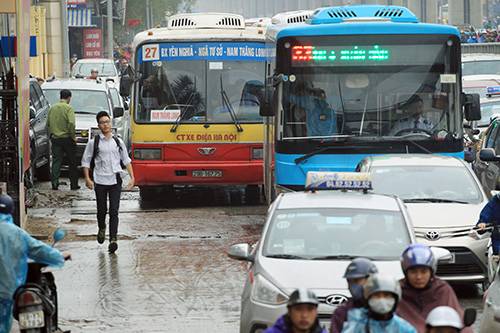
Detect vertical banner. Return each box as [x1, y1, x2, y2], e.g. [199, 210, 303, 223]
[83, 29, 102, 58]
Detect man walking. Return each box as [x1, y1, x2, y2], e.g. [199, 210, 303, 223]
[46, 89, 79, 190]
[81, 111, 134, 253]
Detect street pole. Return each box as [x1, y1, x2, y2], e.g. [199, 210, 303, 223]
[61, 0, 70, 77]
[146, 0, 151, 29]
[107, 0, 113, 60]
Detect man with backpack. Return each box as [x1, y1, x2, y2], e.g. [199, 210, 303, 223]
[81, 111, 135, 253]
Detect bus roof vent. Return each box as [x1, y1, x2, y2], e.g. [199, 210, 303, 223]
[307, 5, 419, 25]
[167, 13, 245, 29]
[272, 10, 314, 25]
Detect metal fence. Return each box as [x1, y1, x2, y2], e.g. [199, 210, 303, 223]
[462, 43, 500, 54]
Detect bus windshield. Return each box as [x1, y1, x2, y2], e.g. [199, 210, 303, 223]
[135, 59, 264, 124]
[279, 37, 461, 142]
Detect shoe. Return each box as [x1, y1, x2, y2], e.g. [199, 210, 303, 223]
[108, 239, 118, 253]
[52, 183, 59, 190]
[97, 228, 106, 244]
[71, 186, 81, 190]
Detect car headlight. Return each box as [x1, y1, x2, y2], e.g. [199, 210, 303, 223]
[251, 274, 288, 305]
[133, 148, 162, 160]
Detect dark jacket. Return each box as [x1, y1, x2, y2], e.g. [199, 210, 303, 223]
[264, 314, 326, 333]
[477, 195, 500, 240]
[329, 298, 362, 333]
[396, 277, 472, 333]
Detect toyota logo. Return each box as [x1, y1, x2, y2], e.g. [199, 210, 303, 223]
[425, 230, 440, 241]
[197, 147, 216, 155]
[324, 295, 348, 306]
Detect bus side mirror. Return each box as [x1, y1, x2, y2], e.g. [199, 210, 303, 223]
[120, 74, 132, 97]
[463, 93, 481, 121]
[259, 87, 276, 117]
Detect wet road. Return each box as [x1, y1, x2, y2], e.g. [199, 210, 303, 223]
[17, 177, 486, 332]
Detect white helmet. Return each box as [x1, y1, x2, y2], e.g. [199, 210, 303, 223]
[425, 306, 463, 330]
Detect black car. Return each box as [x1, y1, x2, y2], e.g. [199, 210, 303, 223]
[475, 116, 500, 192]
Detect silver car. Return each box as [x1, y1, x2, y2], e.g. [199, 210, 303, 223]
[228, 173, 416, 333]
[356, 154, 490, 284]
[479, 264, 500, 332]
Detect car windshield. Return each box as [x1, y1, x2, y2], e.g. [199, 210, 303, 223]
[109, 88, 121, 107]
[479, 100, 500, 127]
[44, 89, 110, 114]
[369, 165, 483, 202]
[73, 62, 117, 77]
[263, 208, 410, 259]
[462, 60, 500, 76]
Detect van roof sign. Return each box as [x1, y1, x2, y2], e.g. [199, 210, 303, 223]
[305, 171, 373, 190]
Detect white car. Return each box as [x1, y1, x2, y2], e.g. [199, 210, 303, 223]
[72, 58, 120, 84]
[228, 172, 417, 333]
[356, 154, 491, 284]
[462, 53, 500, 77]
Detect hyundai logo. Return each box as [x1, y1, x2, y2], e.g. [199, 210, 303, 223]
[425, 230, 440, 241]
[324, 295, 348, 306]
[197, 147, 216, 155]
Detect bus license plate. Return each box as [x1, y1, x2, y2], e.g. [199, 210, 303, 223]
[192, 170, 222, 178]
[19, 311, 44, 329]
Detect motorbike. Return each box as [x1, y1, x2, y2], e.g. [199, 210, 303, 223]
[469, 226, 497, 286]
[12, 229, 70, 333]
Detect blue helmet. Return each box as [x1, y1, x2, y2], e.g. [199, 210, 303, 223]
[0, 194, 14, 215]
[344, 258, 378, 279]
[401, 244, 437, 275]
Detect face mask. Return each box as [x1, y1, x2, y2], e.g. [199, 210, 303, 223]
[348, 284, 364, 300]
[368, 298, 395, 314]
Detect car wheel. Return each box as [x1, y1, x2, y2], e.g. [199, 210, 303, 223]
[35, 147, 51, 181]
[139, 186, 156, 201]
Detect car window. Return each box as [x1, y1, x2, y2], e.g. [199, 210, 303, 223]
[33, 83, 49, 108]
[29, 83, 40, 109]
[43, 89, 110, 114]
[485, 120, 500, 149]
[73, 63, 117, 77]
[109, 88, 120, 108]
[263, 208, 410, 259]
[370, 165, 483, 202]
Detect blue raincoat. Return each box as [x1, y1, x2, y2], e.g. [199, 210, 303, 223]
[0, 213, 65, 332]
[341, 308, 416, 333]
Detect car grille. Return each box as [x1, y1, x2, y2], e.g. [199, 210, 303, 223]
[436, 247, 486, 277]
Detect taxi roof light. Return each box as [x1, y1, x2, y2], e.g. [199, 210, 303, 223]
[305, 171, 373, 191]
[486, 86, 500, 97]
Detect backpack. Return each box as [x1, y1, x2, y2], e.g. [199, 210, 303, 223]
[89, 135, 125, 179]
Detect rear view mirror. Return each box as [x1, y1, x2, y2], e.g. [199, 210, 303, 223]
[228, 243, 252, 262]
[29, 106, 36, 120]
[463, 308, 476, 327]
[259, 87, 276, 117]
[430, 246, 453, 264]
[463, 93, 481, 121]
[113, 106, 124, 118]
[479, 148, 500, 162]
[120, 74, 132, 97]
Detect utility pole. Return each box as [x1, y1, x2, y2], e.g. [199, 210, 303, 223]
[146, 0, 151, 29]
[61, 0, 70, 77]
[107, 0, 113, 59]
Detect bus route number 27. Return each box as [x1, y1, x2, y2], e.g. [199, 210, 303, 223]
[142, 44, 160, 61]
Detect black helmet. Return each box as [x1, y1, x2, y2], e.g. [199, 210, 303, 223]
[0, 194, 14, 214]
[287, 288, 319, 307]
[344, 258, 378, 279]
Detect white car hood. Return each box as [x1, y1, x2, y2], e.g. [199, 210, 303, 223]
[405, 202, 483, 229]
[74, 113, 98, 130]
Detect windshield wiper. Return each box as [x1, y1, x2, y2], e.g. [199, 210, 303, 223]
[294, 137, 355, 164]
[311, 255, 360, 260]
[404, 198, 467, 204]
[75, 111, 99, 114]
[170, 77, 198, 132]
[219, 75, 243, 132]
[266, 254, 307, 259]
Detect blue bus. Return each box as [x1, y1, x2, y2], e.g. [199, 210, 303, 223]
[260, 5, 481, 202]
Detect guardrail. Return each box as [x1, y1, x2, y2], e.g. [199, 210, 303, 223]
[462, 43, 500, 54]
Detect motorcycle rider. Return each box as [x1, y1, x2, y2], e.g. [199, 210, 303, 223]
[477, 193, 500, 260]
[425, 306, 464, 333]
[330, 257, 378, 333]
[264, 288, 326, 333]
[341, 273, 416, 332]
[396, 244, 472, 333]
[0, 194, 70, 332]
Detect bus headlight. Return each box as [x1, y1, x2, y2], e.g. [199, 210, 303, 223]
[252, 148, 263, 160]
[133, 148, 162, 160]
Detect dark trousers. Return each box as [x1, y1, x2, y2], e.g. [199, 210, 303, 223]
[51, 137, 78, 188]
[95, 176, 122, 240]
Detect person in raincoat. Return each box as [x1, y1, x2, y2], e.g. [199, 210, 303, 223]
[0, 195, 70, 332]
[264, 288, 326, 333]
[341, 273, 416, 333]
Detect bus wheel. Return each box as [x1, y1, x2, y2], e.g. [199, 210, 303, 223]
[245, 185, 261, 204]
[139, 186, 156, 201]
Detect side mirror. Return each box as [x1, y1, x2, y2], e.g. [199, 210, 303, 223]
[463, 308, 476, 327]
[430, 246, 453, 264]
[227, 243, 252, 262]
[113, 106, 124, 118]
[29, 106, 36, 120]
[52, 228, 67, 246]
[463, 93, 481, 121]
[259, 87, 276, 117]
[120, 74, 132, 97]
[479, 148, 500, 162]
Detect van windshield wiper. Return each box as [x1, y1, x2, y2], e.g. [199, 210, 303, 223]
[219, 75, 243, 132]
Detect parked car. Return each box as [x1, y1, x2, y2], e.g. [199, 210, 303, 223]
[28, 75, 51, 182]
[72, 58, 120, 84]
[228, 172, 418, 332]
[476, 116, 500, 193]
[462, 53, 500, 76]
[356, 154, 490, 285]
[479, 264, 500, 332]
[463, 75, 500, 98]
[42, 78, 130, 163]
